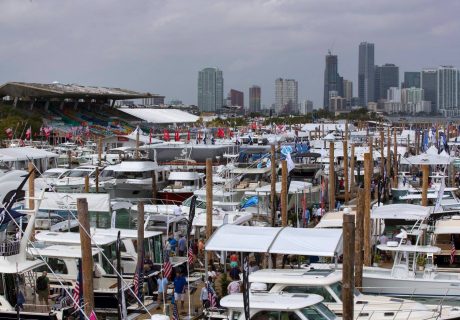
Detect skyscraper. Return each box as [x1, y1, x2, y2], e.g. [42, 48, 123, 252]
[197, 67, 224, 113]
[421, 69, 437, 113]
[228, 89, 244, 108]
[323, 53, 342, 109]
[358, 42, 375, 106]
[249, 85, 261, 113]
[402, 72, 421, 88]
[275, 78, 298, 114]
[375, 63, 399, 100]
[437, 66, 459, 116]
[343, 79, 353, 105]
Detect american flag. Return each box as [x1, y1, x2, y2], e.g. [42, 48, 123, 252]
[451, 240, 456, 265]
[133, 264, 144, 300]
[163, 259, 173, 279]
[188, 246, 194, 265]
[172, 302, 179, 320]
[207, 282, 217, 308]
[72, 261, 81, 308]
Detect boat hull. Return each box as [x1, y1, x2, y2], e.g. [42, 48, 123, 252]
[157, 191, 194, 205]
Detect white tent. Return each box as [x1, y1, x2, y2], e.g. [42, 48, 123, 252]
[205, 224, 343, 257]
[119, 107, 199, 124]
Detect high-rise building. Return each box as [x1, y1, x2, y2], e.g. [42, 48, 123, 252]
[421, 69, 437, 113]
[323, 53, 343, 109]
[197, 67, 224, 113]
[402, 72, 421, 88]
[358, 42, 375, 106]
[228, 89, 244, 108]
[249, 85, 261, 113]
[375, 63, 399, 100]
[299, 99, 313, 115]
[343, 79, 353, 105]
[275, 78, 298, 114]
[437, 66, 459, 116]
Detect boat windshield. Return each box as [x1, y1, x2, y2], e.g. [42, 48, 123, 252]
[62, 170, 91, 178]
[329, 281, 361, 300]
[300, 303, 337, 319]
[41, 171, 63, 178]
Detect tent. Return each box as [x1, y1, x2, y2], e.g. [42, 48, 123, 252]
[205, 224, 343, 257]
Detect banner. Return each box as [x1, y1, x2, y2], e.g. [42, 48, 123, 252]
[186, 195, 197, 241]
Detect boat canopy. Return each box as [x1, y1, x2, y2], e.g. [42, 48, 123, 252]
[35, 231, 117, 245]
[434, 216, 460, 234]
[28, 245, 100, 258]
[0, 147, 58, 162]
[371, 204, 430, 220]
[377, 244, 441, 253]
[40, 192, 110, 212]
[205, 224, 342, 257]
[249, 268, 342, 286]
[220, 292, 324, 311]
[246, 180, 312, 195]
[104, 160, 159, 172]
[167, 171, 203, 181]
[404, 150, 452, 165]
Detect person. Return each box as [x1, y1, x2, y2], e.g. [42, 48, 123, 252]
[15, 228, 22, 241]
[168, 234, 178, 254]
[229, 252, 238, 268]
[209, 265, 218, 282]
[156, 273, 168, 310]
[200, 277, 213, 308]
[304, 207, 310, 227]
[173, 204, 182, 216]
[198, 238, 205, 257]
[227, 276, 241, 294]
[249, 260, 259, 273]
[379, 233, 388, 245]
[173, 270, 187, 311]
[177, 234, 187, 256]
[36, 271, 50, 306]
[229, 265, 240, 280]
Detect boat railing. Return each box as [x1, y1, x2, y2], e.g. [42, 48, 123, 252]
[0, 240, 20, 256]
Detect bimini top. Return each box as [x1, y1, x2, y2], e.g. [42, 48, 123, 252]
[35, 231, 117, 246]
[167, 171, 203, 181]
[371, 204, 431, 220]
[249, 268, 342, 286]
[28, 245, 100, 258]
[377, 244, 441, 253]
[315, 209, 356, 229]
[220, 292, 324, 311]
[104, 160, 159, 172]
[247, 180, 313, 195]
[0, 259, 45, 274]
[205, 225, 342, 257]
[0, 147, 58, 162]
[434, 216, 460, 234]
[93, 228, 162, 239]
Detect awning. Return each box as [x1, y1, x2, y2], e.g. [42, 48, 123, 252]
[205, 224, 342, 257]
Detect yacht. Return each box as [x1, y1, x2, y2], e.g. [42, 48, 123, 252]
[249, 268, 439, 319]
[100, 160, 167, 199]
[157, 171, 204, 204]
[53, 165, 101, 193]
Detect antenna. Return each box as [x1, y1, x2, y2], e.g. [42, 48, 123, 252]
[328, 39, 336, 55]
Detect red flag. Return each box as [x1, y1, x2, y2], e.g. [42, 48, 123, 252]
[251, 122, 257, 130]
[175, 130, 180, 142]
[187, 131, 190, 142]
[89, 310, 97, 320]
[217, 128, 225, 138]
[163, 129, 170, 141]
[25, 127, 31, 140]
[149, 128, 152, 144]
[65, 132, 73, 140]
[5, 128, 13, 139]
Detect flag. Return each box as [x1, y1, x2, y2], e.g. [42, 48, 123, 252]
[451, 239, 456, 265]
[207, 281, 217, 308]
[188, 246, 194, 265]
[175, 130, 180, 142]
[163, 129, 170, 141]
[163, 252, 173, 279]
[5, 128, 13, 139]
[73, 259, 82, 309]
[434, 176, 446, 212]
[286, 152, 295, 173]
[186, 195, 197, 241]
[89, 310, 97, 320]
[25, 127, 31, 140]
[172, 301, 180, 320]
[187, 131, 191, 142]
[133, 264, 143, 301]
[0, 208, 25, 226]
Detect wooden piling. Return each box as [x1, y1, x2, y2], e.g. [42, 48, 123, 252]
[281, 160, 288, 227]
[77, 198, 95, 317]
[343, 140, 349, 203]
[354, 188, 364, 291]
[350, 144, 355, 191]
[84, 175, 89, 193]
[379, 130, 384, 178]
[342, 213, 355, 320]
[393, 130, 398, 186]
[151, 171, 158, 203]
[270, 145, 277, 227]
[329, 142, 335, 211]
[98, 137, 102, 166]
[206, 158, 213, 241]
[422, 165, 429, 206]
[363, 153, 372, 266]
[135, 129, 140, 160]
[95, 167, 99, 193]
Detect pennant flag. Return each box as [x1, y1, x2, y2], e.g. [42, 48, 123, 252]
[286, 152, 295, 173]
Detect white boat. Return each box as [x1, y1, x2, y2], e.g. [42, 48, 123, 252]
[34, 168, 70, 192]
[216, 292, 337, 320]
[249, 268, 440, 319]
[100, 160, 167, 199]
[53, 165, 101, 193]
[158, 171, 204, 204]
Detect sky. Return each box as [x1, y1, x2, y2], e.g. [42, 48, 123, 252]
[1, 0, 459, 108]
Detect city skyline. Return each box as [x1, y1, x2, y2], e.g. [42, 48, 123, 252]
[1, 0, 459, 109]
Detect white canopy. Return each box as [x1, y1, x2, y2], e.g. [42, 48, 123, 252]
[404, 151, 452, 165]
[247, 180, 312, 195]
[104, 160, 158, 172]
[434, 216, 460, 234]
[0, 147, 58, 162]
[371, 204, 430, 220]
[205, 224, 342, 257]
[119, 107, 199, 124]
[40, 192, 110, 212]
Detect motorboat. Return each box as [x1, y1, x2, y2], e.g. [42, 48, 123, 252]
[53, 165, 101, 193]
[158, 171, 204, 204]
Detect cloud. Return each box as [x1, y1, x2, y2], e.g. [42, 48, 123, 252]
[0, 0, 459, 107]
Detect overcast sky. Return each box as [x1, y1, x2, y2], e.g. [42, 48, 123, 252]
[1, 0, 459, 108]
